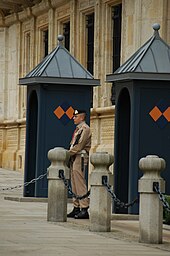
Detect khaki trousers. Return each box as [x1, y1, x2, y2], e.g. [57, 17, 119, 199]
[71, 155, 89, 208]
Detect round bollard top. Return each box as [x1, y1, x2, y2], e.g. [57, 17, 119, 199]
[139, 155, 166, 173]
[48, 147, 70, 164]
[90, 152, 114, 167]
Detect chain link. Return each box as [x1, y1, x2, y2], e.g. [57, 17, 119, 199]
[59, 171, 138, 207]
[153, 182, 170, 212]
[0, 171, 48, 192]
[59, 169, 90, 200]
[102, 176, 138, 209]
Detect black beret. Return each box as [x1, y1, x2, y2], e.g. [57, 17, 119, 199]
[73, 109, 86, 115]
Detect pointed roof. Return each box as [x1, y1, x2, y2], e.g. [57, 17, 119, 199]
[107, 24, 170, 82]
[19, 35, 99, 86]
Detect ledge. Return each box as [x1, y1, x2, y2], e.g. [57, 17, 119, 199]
[4, 196, 48, 203]
[4, 196, 73, 203]
[91, 106, 115, 116]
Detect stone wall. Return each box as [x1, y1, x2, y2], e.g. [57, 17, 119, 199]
[0, 0, 169, 172]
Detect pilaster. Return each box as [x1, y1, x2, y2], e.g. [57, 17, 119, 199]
[70, 0, 77, 56]
[48, 7, 55, 52]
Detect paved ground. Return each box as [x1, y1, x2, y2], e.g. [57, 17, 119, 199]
[0, 168, 170, 256]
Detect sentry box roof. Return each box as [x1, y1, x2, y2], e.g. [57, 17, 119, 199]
[106, 24, 170, 82]
[19, 35, 100, 87]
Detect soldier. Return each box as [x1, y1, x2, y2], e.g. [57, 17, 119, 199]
[67, 109, 91, 219]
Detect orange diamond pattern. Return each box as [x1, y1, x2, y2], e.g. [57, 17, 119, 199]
[53, 102, 75, 126]
[54, 106, 65, 119]
[66, 106, 74, 119]
[163, 107, 170, 121]
[149, 106, 162, 121]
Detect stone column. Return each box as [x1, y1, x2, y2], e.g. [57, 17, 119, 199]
[90, 152, 114, 232]
[47, 147, 70, 222]
[138, 155, 166, 244]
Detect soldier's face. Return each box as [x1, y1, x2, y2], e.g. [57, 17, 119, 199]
[73, 114, 84, 125]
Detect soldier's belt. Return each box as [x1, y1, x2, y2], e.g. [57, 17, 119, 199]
[76, 150, 88, 157]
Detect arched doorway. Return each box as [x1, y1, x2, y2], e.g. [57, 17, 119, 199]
[114, 88, 131, 213]
[24, 90, 38, 197]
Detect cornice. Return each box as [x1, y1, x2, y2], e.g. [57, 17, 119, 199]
[0, 10, 6, 27]
[50, 0, 69, 9]
[0, 0, 71, 26]
[31, 0, 52, 17]
[2, 12, 19, 27]
[18, 7, 35, 22]
[0, 0, 53, 26]
[0, 17, 6, 27]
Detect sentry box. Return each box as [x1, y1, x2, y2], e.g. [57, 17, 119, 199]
[106, 24, 170, 214]
[19, 36, 99, 197]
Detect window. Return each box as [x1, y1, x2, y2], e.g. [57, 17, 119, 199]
[63, 21, 70, 51]
[86, 13, 94, 108]
[43, 29, 48, 58]
[25, 32, 31, 74]
[86, 13, 94, 75]
[111, 4, 122, 105]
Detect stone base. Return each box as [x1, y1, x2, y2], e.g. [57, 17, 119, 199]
[2, 150, 16, 170]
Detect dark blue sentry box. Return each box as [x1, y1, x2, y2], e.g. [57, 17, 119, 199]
[19, 35, 99, 197]
[106, 24, 170, 214]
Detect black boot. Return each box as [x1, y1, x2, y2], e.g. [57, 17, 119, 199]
[67, 207, 80, 218]
[74, 208, 89, 219]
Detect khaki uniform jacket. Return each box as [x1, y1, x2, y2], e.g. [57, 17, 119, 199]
[69, 121, 91, 157]
[69, 121, 91, 208]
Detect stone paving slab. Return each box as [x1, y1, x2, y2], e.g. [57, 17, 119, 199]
[0, 198, 169, 256]
[0, 168, 170, 256]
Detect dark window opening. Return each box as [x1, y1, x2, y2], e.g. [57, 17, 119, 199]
[111, 4, 122, 105]
[63, 21, 70, 51]
[86, 13, 94, 108]
[25, 33, 31, 73]
[43, 29, 48, 58]
[86, 13, 94, 75]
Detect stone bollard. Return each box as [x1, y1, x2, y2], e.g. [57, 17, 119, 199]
[90, 152, 114, 232]
[138, 155, 166, 244]
[47, 147, 70, 222]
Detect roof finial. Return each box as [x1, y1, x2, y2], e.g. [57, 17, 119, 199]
[152, 23, 160, 36]
[58, 35, 64, 46]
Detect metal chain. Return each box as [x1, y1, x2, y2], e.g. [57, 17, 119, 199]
[102, 176, 138, 209]
[0, 171, 48, 192]
[59, 169, 90, 200]
[153, 182, 170, 212]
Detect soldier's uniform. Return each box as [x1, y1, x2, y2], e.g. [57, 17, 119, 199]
[67, 110, 91, 219]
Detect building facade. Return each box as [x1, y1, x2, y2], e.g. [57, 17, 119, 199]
[0, 0, 169, 172]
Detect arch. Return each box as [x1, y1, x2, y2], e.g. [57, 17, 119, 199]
[24, 90, 38, 197]
[114, 87, 131, 213]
